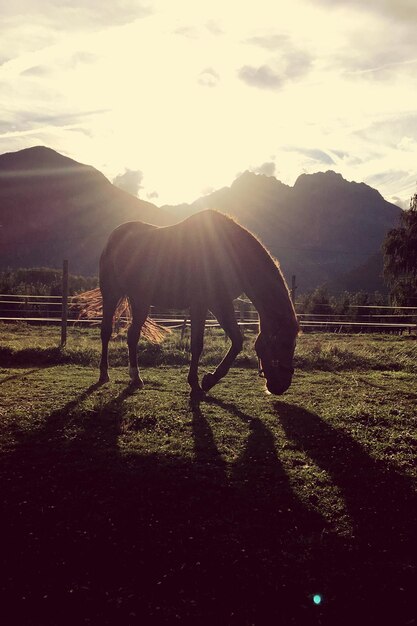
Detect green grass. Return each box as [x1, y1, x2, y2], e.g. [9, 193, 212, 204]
[0, 323, 416, 625]
[1, 321, 416, 371]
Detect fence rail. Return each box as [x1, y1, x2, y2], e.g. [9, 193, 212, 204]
[1, 293, 416, 334]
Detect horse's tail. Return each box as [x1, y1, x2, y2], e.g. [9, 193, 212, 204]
[72, 287, 169, 343]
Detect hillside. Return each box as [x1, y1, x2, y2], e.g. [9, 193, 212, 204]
[0, 146, 170, 275]
[163, 170, 402, 291]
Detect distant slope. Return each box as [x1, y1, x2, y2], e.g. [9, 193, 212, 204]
[333, 252, 387, 294]
[0, 146, 171, 274]
[163, 170, 402, 291]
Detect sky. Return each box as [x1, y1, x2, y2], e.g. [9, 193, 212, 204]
[1, 0, 416, 208]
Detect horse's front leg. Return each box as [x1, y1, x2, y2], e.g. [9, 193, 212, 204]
[187, 305, 207, 397]
[127, 300, 150, 388]
[202, 302, 243, 393]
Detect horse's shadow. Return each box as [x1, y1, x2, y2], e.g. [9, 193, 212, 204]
[273, 400, 417, 547]
[1, 384, 416, 626]
[273, 400, 417, 625]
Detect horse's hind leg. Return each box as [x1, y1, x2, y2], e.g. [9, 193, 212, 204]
[202, 302, 243, 393]
[99, 291, 119, 384]
[127, 299, 149, 388]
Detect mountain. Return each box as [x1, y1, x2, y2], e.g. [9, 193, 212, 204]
[163, 170, 402, 291]
[0, 146, 170, 274]
[0, 147, 402, 291]
[333, 252, 387, 294]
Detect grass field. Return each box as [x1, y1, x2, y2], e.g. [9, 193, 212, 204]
[0, 323, 416, 625]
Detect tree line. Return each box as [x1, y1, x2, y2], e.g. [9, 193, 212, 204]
[296, 287, 389, 317]
[0, 267, 97, 296]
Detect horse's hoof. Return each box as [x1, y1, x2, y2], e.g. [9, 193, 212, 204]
[98, 375, 110, 385]
[201, 373, 216, 393]
[129, 378, 144, 390]
[190, 386, 205, 400]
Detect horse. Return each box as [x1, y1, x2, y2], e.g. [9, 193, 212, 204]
[80, 209, 298, 396]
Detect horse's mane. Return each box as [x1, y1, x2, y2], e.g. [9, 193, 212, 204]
[202, 210, 283, 273]
[206, 210, 298, 326]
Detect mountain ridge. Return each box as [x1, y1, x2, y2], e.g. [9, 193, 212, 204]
[0, 147, 402, 290]
[0, 146, 170, 275]
[162, 169, 401, 290]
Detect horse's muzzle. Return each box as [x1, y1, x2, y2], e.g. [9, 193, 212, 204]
[266, 381, 291, 395]
[266, 373, 293, 395]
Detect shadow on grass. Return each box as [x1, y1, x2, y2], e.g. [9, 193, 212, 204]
[0, 346, 71, 367]
[274, 401, 417, 626]
[0, 367, 49, 385]
[0, 388, 416, 625]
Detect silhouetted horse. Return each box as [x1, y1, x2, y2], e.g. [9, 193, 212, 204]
[82, 210, 298, 396]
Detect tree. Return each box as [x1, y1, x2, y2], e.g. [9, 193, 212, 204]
[383, 193, 417, 306]
[297, 286, 333, 315]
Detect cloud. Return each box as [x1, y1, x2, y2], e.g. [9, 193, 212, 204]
[365, 169, 414, 188]
[198, 67, 220, 87]
[302, 149, 335, 165]
[238, 38, 313, 90]
[252, 161, 276, 176]
[336, 24, 417, 81]
[238, 64, 285, 90]
[344, 58, 415, 81]
[205, 20, 223, 36]
[306, 0, 417, 21]
[0, 106, 109, 135]
[300, 0, 417, 83]
[113, 169, 144, 196]
[365, 169, 416, 205]
[284, 147, 335, 165]
[174, 25, 199, 38]
[0, 1, 153, 66]
[355, 113, 417, 147]
[332, 149, 350, 160]
[20, 51, 98, 77]
[21, 65, 51, 77]
[285, 48, 313, 79]
[245, 33, 290, 50]
[68, 51, 98, 67]
[391, 196, 410, 210]
[174, 20, 223, 38]
[397, 136, 417, 151]
[2, 1, 153, 32]
[0, 3, 153, 89]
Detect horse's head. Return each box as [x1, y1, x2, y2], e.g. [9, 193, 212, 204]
[255, 329, 296, 395]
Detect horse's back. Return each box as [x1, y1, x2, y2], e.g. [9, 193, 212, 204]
[105, 220, 157, 247]
[99, 221, 157, 291]
[101, 211, 246, 306]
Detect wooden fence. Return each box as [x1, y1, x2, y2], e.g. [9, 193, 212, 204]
[0, 293, 416, 336]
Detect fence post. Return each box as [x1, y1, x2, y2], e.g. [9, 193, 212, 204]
[181, 316, 188, 340]
[61, 260, 69, 347]
[291, 275, 297, 305]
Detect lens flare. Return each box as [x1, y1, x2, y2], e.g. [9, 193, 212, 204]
[313, 594, 322, 605]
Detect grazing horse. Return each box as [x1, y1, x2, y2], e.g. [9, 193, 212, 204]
[94, 209, 298, 396]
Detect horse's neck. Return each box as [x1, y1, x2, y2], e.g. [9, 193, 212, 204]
[243, 260, 296, 334]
